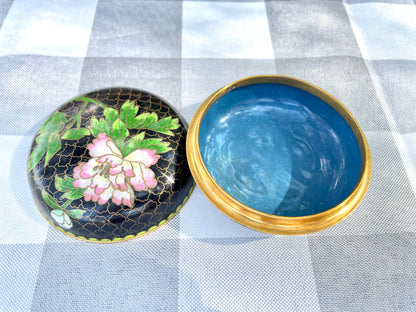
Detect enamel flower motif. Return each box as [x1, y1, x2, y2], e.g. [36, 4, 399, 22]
[73, 133, 159, 207]
[30, 96, 181, 235]
[50, 210, 73, 230]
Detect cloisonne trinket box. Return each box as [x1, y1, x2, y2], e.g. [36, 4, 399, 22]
[28, 76, 371, 242]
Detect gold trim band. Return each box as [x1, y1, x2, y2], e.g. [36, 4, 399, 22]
[186, 75, 371, 235]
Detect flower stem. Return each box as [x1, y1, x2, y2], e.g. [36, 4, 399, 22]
[76, 96, 107, 110]
[61, 200, 73, 210]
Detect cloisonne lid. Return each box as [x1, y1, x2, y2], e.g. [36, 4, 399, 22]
[28, 88, 194, 243]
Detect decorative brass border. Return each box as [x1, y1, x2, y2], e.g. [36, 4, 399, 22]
[186, 75, 371, 235]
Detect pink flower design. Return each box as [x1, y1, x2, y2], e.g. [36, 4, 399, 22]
[73, 133, 159, 207]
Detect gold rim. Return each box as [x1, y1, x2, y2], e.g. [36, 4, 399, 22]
[186, 75, 371, 235]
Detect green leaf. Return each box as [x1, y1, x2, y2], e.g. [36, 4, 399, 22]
[136, 139, 171, 154]
[29, 115, 64, 171]
[75, 96, 106, 108]
[55, 176, 85, 200]
[131, 132, 145, 142]
[61, 200, 73, 210]
[127, 110, 180, 136]
[110, 119, 129, 140]
[131, 112, 158, 129]
[42, 190, 61, 210]
[120, 100, 139, 128]
[52, 111, 66, 124]
[35, 131, 50, 145]
[29, 113, 67, 171]
[62, 128, 90, 140]
[28, 143, 48, 172]
[36, 118, 62, 144]
[66, 209, 85, 219]
[55, 176, 74, 191]
[89, 117, 111, 137]
[119, 100, 181, 135]
[124, 133, 171, 156]
[104, 107, 119, 125]
[44, 134, 62, 165]
[143, 112, 158, 128]
[39, 116, 53, 132]
[146, 116, 180, 136]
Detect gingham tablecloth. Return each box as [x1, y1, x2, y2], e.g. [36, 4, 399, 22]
[1, 0, 416, 311]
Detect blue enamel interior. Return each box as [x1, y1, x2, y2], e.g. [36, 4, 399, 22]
[199, 83, 362, 217]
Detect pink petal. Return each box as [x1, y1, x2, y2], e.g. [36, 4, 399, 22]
[116, 174, 127, 190]
[91, 175, 110, 195]
[142, 168, 157, 188]
[97, 133, 107, 140]
[112, 185, 134, 207]
[73, 176, 91, 189]
[130, 177, 145, 191]
[109, 175, 119, 189]
[122, 161, 134, 177]
[73, 164, 83, 180]
[109, 174, 127, 190]
[83, 188, 96, 201]
[98, 187, 114, 205]
[123, 198, 132, 207]
[112, 194, 122, 205]
[73, 164, 91, 189]
[130, 165, 145, 191]
[98, 154, 122, 167]
[130, 162, 157, 191]
[109, 164, 123, 175]
[80, 158, 99, 179]
[87, 133, 122, 158]
[124, 149, 160, 167]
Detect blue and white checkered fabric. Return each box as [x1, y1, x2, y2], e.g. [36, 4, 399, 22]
[1, 0, 415, 311]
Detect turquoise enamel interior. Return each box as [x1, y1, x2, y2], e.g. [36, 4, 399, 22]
[199, 83, 362, 217]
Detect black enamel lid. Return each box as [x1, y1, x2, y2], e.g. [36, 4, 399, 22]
[28, 88, 194, 242]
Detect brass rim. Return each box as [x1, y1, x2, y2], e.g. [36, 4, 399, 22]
[186, 75, 372, 235]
